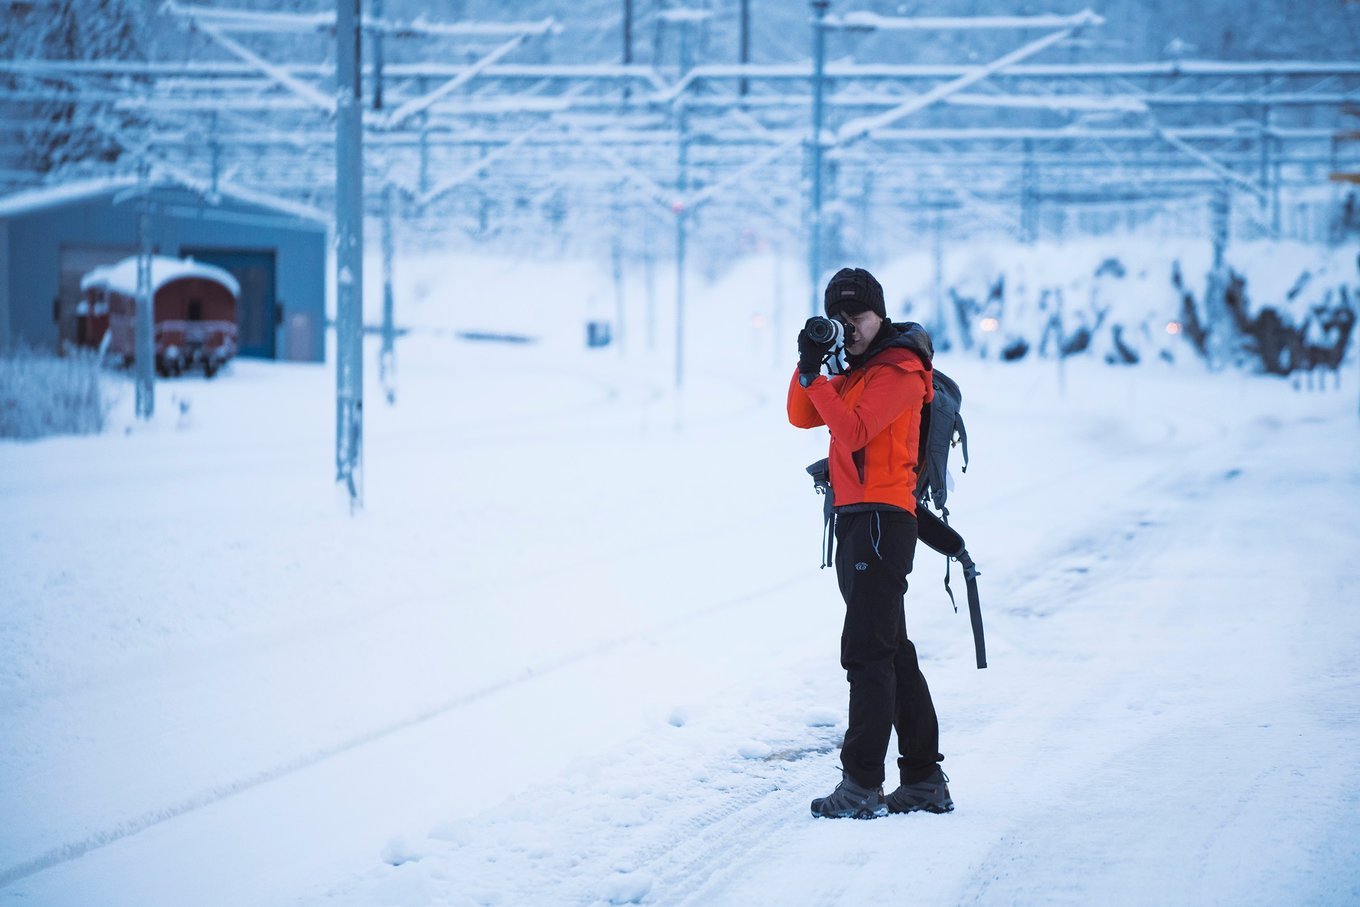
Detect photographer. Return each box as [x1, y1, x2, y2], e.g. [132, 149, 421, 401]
[787, 267, 952, 820]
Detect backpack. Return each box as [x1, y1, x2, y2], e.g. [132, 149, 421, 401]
[806, 366, 987, 670]
[914, 369, 968, 515]
[914, 369, 986, 670]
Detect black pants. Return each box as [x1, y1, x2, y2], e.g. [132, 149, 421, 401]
[834, 509, 943, 789]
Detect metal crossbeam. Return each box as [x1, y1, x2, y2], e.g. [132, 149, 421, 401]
[2, 2, 1357, 262]
[826, 10, 1102, 31]
[167, 6, 335, 113]
[383, 32, 536, 129]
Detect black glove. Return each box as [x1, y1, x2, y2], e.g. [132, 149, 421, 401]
[797, 324, 826, 384]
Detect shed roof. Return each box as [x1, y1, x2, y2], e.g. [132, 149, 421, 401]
[0, 175, 327, 227]
[0, 176, 140, 219]
[95, 255, 241, 299]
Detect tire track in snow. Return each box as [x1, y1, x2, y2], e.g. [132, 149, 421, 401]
[0, 571, 812, 889]
[309, 698, 845, 907]
[608, 736, 840, 906]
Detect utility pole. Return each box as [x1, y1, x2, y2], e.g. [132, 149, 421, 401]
[418, 107, 430, 196]
[739, 0, 751, 98]
[380, 183, 396, 404]
[1205, 182, 1232, 370]
[644, 239, 657, 354]
[664, 6, 712, 391]
[375, 0, 397, 405]
[808, 0, 829, 315]
[209, 112, 220, 197]
[335, 0, 364, 509]
[134, 163, 155, 420]
[622, 0, 633, 101]
[1021, 138, 1038, 243]
[372, 0, 385, 110]
[674, 17, 691, 391]
[612, 193, 627, 358]
[932, 207, 945, 345]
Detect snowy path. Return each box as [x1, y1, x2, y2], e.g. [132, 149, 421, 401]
[308, 363, 1360, 907]
[2, 338, 1359, 906]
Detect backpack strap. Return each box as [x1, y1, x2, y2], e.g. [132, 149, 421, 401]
[916, 506, 988, 670]
[954, 412, 970, 474]
[820, 495, 835, 569]
[806, 459, 835, 568]
[955, 548, 986, 670]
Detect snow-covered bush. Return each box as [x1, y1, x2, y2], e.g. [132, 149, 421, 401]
[1216, 246, 1359, 376]
[888, 238, 1208, 366]
[0, 345, 111, 440]
[886, 239, 1358, 375]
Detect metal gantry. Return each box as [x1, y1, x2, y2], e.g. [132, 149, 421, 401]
[3, 0, 1360, 477]
[5, 6, 1358, 243]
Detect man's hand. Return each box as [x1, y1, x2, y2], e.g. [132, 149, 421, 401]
[798, 319, 829, 385]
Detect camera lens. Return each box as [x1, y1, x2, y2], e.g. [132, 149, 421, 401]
[807, 316, 838, 345]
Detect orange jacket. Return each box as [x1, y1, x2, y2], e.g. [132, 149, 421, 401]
[787, 347, 932, 513]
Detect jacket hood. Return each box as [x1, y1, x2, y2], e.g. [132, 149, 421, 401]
[847, 319, 934, 371]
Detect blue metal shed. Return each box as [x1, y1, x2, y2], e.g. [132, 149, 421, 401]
[0, 177, 328, 362]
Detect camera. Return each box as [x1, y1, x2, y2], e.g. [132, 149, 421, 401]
[805, 315, 846, 352]
[799, 316, 852, 386]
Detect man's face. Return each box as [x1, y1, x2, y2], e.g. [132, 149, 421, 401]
[840, 309, 883, 356]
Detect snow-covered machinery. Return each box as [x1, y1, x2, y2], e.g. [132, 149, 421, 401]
[82, 255, 240, 377]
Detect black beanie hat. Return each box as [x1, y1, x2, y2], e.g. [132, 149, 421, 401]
[824, 267, 886, 319]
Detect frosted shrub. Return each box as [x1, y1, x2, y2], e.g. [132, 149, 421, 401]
[0, 345, 112, 440]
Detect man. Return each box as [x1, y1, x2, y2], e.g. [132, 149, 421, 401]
[787, 266, 953, 820]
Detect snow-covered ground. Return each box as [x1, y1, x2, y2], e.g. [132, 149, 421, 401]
[2, 251, 1359, 906]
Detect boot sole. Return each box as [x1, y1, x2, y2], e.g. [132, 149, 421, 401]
[887, 800, 954, 815]
[811, 804, 889, 820]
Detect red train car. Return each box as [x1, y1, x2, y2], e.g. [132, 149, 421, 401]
[77, 264, 112, 349]
[85, 256, 240, 377]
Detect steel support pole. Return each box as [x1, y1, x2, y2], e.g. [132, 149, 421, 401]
[739, 0, 751, 98]
[809, 0, 829, 315]
[335, 0, 364, 508]
[134, 165, 155, 420]
[674, 27, 690, 392]
[372, 0, 385, 109]
[932, 207, 945, 342]
[380, 183, 396, 403]
[375, 0, 396, 405]
[612, 197, 626, 358]
[644, 245, 657, 354]
[772, 247, 785, 366]
[418, 109, 430, 195]
[675, 201, 687, 391]
[1021, 138, 1037, 242]
[1212, 182, 1229, 269]
[859, 165, 873, 265]
[1206, 182, 1232, 369]
[209, 112, 221, 197]
[622, 0, 633, 101]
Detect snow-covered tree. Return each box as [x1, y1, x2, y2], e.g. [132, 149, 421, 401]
[5, 0, 146, 175]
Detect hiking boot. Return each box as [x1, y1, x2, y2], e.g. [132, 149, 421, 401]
[810, 774, 888, 819]
[886, 768, 953, 815]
